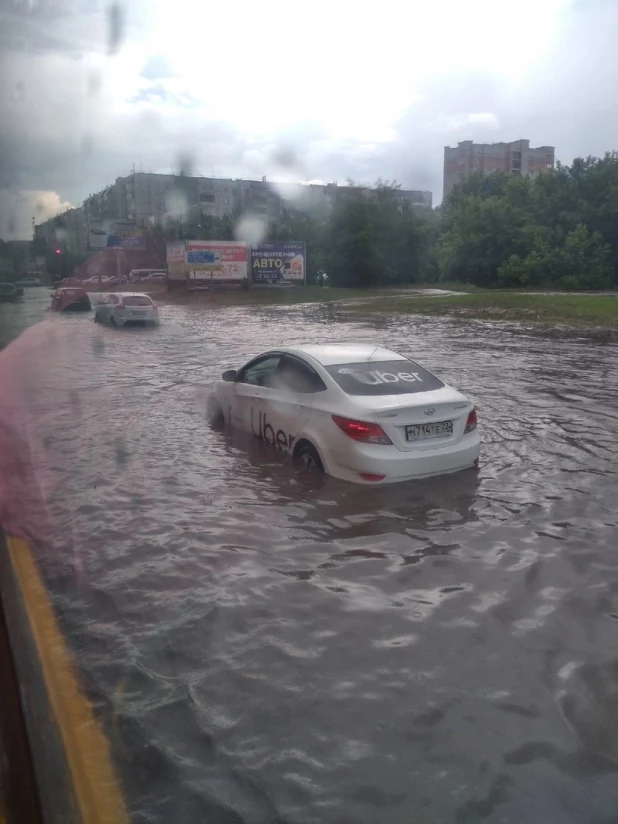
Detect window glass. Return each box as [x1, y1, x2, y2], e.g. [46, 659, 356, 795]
[325, 360, 444, 396]
[274, 356, 327, 393]
[123, 296, 152, 306]
[237, 355, 281, 386]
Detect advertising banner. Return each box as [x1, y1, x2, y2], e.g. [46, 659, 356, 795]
[88, 218, 108, 250]
[185, 241, 248, 281]
[88, 219, 146, 251]
[166, 240, 186, 280]
[185, 248, 222, 269]
[251, 242, 306, 283]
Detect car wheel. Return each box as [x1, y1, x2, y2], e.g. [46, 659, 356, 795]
[207, 397, 225, 429]
[110, 315, 117, 326]
[294, 442, 324, 473]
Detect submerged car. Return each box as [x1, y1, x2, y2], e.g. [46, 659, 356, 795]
[208, 344, 480, 484]
[50, 287, 91, 312]
[0, 282, 24, 301]
[94, 292, 159, 326]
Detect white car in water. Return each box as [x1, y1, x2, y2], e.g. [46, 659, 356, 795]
[208, 343, 480, 484]
[94, 292, 159, 327]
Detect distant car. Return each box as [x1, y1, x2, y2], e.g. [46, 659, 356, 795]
[0, 282, 24, 302]
[50, 287, 91, 312]
[129, 269, 167, 283]
[18, 277, 42, 287]
[142, 272, 167, 283]
[208, 344, 480, 484]
[94, 292, 159, 327]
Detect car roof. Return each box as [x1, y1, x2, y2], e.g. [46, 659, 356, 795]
[279, 343, 406, 366]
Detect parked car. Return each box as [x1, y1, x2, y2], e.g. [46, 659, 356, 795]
[18, 277, 42, 287]
[94, 293, 159, 326]
[129, 269, 167, 283]
[0, 282, 24, 302]
[50, 287, 92, 312]
[208, 344, 480, 484]
[142, 272, 167, 283]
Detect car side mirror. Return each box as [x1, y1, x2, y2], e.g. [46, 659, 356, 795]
[222, 369, 237, 382]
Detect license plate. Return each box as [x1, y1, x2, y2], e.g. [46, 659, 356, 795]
[131, 310, 147, 315]
[405, 420, 453, 440]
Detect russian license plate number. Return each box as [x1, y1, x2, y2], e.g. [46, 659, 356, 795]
[405, 420, 453, 440]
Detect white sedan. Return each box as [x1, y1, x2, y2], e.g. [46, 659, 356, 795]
[208, 343, 480, 484]
[94, 293, 159, 327]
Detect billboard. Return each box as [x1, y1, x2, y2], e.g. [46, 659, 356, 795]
[184, 241, 248, 281]
[166, 240, 186, 280]
[185, 248, 222, 270]
[251, 242, 306, 283]
[88, 219, 146, 251]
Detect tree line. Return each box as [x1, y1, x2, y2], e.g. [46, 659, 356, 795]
[18, 151, 618, 290]
[169, 153, 618, 290]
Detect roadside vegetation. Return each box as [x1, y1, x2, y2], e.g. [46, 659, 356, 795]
[358, 292, 618, 326]
[156, 285, 618, 327]
[157, 153, 618, 293]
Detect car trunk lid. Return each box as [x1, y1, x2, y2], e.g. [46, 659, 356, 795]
[354, 387, 473, 452]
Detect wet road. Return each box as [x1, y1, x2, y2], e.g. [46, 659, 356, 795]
[2, 290, 618, 823]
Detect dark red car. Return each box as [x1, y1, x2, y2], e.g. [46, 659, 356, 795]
[50, 287, 92, 312]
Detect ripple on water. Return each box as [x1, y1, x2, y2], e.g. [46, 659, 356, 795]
[1, 294, 618, 822]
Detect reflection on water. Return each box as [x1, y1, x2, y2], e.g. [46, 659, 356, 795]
[2, 292, 618, 823]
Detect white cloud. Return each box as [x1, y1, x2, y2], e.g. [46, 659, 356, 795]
[0, 190, 74, 240]
[3, 0, 618, 228]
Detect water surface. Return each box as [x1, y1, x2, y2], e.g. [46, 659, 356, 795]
[1, 291, 618, 823]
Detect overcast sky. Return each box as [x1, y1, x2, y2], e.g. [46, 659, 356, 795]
[1, 0, 617, 238]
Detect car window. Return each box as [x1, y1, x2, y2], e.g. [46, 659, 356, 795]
[325, 360, 445, 396]
[123, 296, 152, 306]
[237, 355, 281, 387]
[107, 295, 118, 304]
[274, 355, 327, 394]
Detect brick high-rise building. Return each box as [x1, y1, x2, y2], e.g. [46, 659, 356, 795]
[443, 139, 555, 200]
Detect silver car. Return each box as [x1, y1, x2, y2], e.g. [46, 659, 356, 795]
[94, 292, 159, 327]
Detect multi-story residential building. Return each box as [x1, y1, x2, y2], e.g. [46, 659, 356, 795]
[34, 207, 88, 254]
[443, 139, 555, 199]
[35, 174, 433, 254]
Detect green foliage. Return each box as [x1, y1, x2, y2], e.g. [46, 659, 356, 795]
[161, 154, 618, 291]
[440, 155, 618, 289]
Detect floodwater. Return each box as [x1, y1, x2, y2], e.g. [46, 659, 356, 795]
[1, 289, 618, 823]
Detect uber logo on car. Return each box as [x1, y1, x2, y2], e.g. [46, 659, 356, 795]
[339, 369, 423, 386]
[250, 407, 296, 452]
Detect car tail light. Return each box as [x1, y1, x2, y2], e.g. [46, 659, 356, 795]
[332, 415, 392, 445]
[359, 472, 386, 482]
[464, 408, 477, 434]
[116, 303, 124, 309]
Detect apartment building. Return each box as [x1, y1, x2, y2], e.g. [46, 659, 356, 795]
[35, 174, 433, 254]
[443, 139, 555, 199]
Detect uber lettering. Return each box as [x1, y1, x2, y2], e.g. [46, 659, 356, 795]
[250, 407, 296, 452]
[339, 369, 423, 385]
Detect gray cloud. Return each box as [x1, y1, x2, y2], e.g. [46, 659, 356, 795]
[1, 0, 618, 238]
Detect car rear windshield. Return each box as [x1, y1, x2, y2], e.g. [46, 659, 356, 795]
[123, 296, 152, 306]
[325, 360, 445, 396]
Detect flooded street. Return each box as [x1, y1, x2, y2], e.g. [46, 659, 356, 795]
[2, 290, 618, 823]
